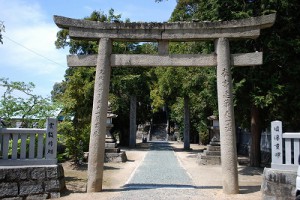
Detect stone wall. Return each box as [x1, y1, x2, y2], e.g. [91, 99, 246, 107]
[261, 168, 296, 200]
[0, 164, 66, 199]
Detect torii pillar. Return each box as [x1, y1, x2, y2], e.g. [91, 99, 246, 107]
[216, 38, 238, 193]
[87, 38, 112, 192]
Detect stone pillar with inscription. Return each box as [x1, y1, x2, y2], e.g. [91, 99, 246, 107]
[271, 121, 283, 168]
[87, 38, 112, 193]
[216, 38, 239, 194]
[45, 118, 58, 161]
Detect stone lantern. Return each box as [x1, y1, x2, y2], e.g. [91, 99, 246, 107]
[198, 115, 221, 165]
[106, 102, 117, 143]
[207, 115, 220, 143]
[105, 102, 127, 163]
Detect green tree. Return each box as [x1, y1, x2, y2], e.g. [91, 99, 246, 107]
[54, 9, 153, 154]
[52, 67, 96, 162]
[54, 10, 112, 162]
[110, 67, 152, 145]
[0, 78, 57, 128]
[149, 39, 217, 146]
[151, 64, 217, 145]
[169, 0, 300, 166]
[232, 0, 300, 166]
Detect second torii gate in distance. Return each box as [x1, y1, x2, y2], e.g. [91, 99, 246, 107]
[54, 13, 276, 194]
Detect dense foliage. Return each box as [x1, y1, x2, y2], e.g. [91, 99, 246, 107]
[53, 10, 154, 162]
[167, 0, 300, 166]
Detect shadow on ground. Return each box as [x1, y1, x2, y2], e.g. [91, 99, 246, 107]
[239, 185, 261, 194]
[238, 166, 263, 176]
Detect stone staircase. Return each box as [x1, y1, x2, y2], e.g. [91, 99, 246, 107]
[150, 123, 168, 141]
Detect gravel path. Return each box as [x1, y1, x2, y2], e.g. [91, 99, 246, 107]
[59, 142, 263, 200]
[109, 142, 205, 200]
[124, 142, 193, 188]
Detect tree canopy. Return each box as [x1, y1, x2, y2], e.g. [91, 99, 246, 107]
[53, 9, 153, 160]
[168, 0, 300, 166]
[0, 78, 57, 128]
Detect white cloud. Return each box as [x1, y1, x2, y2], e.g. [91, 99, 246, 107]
[1, 1, 45, 27]
[0, 0, 176, 99]
[115, 1, 175, 22]
[4, 25, 65, 74]
[0, 0, 67, 97]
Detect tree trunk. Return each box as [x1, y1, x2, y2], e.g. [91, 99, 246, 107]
[129, 95, 137, 148]
[166, 105, 170, 141]
[250, 105, 261, 167]
[184, 95, 190, 150]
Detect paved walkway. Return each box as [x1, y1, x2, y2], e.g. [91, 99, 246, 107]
[124, 142, 193, 189]
[110, 142, 208, 200]
[60, 142, 263, 200]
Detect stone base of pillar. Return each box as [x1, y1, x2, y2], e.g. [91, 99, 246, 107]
[105, 140, 127, 163]
[105, 151, 127, 163]
[83, 149, 127, 163]
[105, 141, 120, 154]
[198, 141, 221, 165]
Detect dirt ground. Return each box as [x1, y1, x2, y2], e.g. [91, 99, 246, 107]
[59, 142, 263, 200]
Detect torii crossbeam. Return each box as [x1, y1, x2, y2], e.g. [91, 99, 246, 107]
[54, 13, 276, 194]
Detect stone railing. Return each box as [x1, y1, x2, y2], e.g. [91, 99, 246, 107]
[0, 118, 57, 166]
[271, 120, 300, 171]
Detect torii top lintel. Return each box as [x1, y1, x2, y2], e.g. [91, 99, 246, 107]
[53, 14, 276, 42]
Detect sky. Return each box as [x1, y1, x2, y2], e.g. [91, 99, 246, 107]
[0, 0, 177, 97]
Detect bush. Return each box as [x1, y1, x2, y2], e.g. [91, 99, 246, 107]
[57, 121, 85, 164]
[199, 131, 210, 145]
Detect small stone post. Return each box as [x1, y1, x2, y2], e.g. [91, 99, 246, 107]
[129, 95, 137, 148]
[87, 38, 112, 192]
[216, 38, 239, 194]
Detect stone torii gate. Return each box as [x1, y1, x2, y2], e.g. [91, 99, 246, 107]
[54, 14, 275, 194]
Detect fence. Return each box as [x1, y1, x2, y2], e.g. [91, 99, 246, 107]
[271, 120, 300, 171]
[0, 118, 57, 166]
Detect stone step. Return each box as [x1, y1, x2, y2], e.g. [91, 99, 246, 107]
[150, 123, 168, 141]
[238, 156, 249, 165]
[209, 141, 220, 146]
[203, 150, 221, 156]
[105, 143, 117, 148]
[105, 151, 127, 163]
[105, 148, 120, 153]
[207, 145, 220, 151]
[197, 153, 221, 165]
